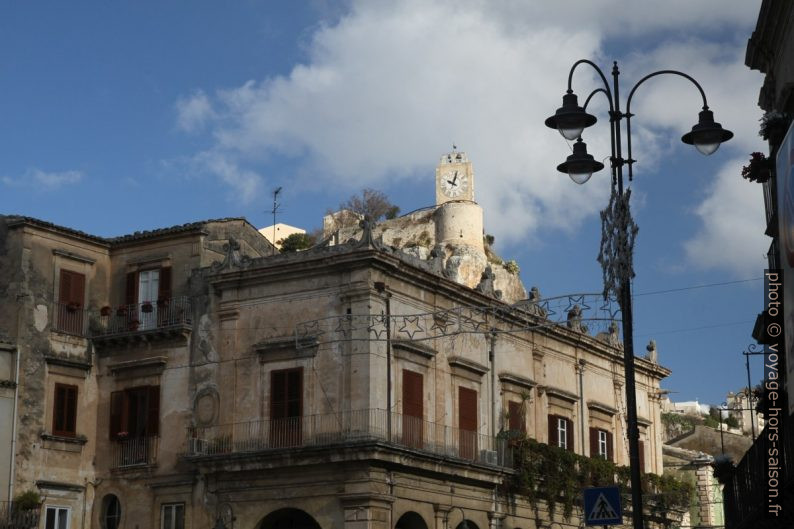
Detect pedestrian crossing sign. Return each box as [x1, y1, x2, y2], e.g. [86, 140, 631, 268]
[583, 486, 622, 526]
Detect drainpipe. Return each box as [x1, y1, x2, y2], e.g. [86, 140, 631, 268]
[374, 282, 391, 439]
[578, 359, 586, 456]
[7, 342, 20, 503]
[489, 332, 496, 438]
[8, 294, 26, 502]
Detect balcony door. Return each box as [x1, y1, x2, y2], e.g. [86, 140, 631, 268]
[270, 368, 303, 447]
[402, 370, 423, 448]
[57, 269, 85, 335]
[458, 387, 477, 460]
[138, 269, 159, 330]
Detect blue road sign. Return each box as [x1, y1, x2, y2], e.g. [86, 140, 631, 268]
[583, 486, 622, 526]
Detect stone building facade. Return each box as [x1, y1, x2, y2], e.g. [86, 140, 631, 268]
[0, 153, 672, 529]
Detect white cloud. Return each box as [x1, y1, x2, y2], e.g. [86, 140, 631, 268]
[173, 0, 764, 257]
[2, 168, 83, 190]
[684, 158, 767, 276]
[175, 90, 215, 133]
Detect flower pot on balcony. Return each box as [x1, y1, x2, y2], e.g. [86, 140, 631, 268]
[116, 307, 128, 317]
[141, 302, 153, 313]
[100, 306, 112, 316]
[129, 320, 140, 331]
[66, 303, 79, 313]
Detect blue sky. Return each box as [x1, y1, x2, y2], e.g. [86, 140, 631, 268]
[0, 1, 768, 405]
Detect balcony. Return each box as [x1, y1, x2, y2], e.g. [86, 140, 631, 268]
[185, 408, 512, 468]
[52, 302, 88, 337]
[111, 435, 159, 470]
[91, 297, 192, 344]
[723, 412, 794, 529]
[0, 501, 40, 529]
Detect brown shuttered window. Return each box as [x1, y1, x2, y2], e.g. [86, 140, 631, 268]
[53, 383, 78, 437]
[589, 427, 613, 461]
[548, 414, 573, 451]
[57, 269, 86, 334]
[638, 440, 645, 473]
[270, 368, 303, 447]
[508, 401, 525, 432]
[158, 267, 172, 302]
[108, 385, 160, 439]
[125, 271, 138, 306]
[402, 370, 423, 448]
[459, 387, 478, 459]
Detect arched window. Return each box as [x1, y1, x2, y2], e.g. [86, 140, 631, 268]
[102, 494, 122, 529]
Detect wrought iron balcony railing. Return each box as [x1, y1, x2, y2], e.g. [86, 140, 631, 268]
[91, 296, 192, 337]
[0, 501, 40, 529]
[186, 408, 511, 467]
[52, 301, 88, 337]
[723, 411, 794, 529]
[111, 435, 159, 469]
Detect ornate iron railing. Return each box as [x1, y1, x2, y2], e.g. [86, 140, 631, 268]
[723, 412, 793, 528]
[0, 501, 40, 529]
[111, 435, 159, 469]
[186, 408, 511, 467]
[52, 301, 87, 336]
[92, 296, 192, 337]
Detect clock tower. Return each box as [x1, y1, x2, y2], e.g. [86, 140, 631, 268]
[435, 150, 474, 205]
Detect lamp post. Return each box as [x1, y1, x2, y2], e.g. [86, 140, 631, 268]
[545, 60, 732, 529]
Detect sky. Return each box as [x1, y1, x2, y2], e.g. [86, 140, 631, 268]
[0, 1, 769, 406]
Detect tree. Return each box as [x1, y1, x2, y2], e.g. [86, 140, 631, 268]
[341, 188, 400, 221]
[278, 233, 316, 253]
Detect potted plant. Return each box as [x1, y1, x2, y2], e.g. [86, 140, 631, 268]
[100, 305, 113, 316]
[13, 489, 41, 511]
[116, 306, 128, 317]
[741, 152, 771, 183]
[66, 302, 80, 313]
[129, 319, 140, 331]
[141, 301, 153, 313]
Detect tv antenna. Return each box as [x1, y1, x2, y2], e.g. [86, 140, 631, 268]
[271, 187, 282, 255]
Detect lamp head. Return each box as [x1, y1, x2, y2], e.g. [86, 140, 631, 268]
[545, 91, 597, 141]
[556, 138, 604, 184]
[682, 108, 733, 155]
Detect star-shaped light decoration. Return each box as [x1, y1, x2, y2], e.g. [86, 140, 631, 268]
[430, 310, 453, 336]
[334, 314, 352, 340]
[397, 315, 424, 340]
[367, 314, 387, 340]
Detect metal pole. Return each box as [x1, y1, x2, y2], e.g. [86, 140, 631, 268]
[611, 61, 644, 529]
[744, 351, 756, 440]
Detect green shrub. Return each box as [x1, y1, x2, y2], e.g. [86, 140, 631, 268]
[13, 490, 41, 510]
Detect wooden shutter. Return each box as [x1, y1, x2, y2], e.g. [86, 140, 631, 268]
[147, 386, 160, 436]
[458, 387, 478, 459]
[589, 427, 598, 457]
[402, 370, 423, 419]
[402, 370, 423, 448]
[565, 417, 574, 452]
[60, 269, 86, 306]
[548, 414, 558, 446]
[125, 271, 138, 306]
[110, 391, 124, 439]
[158, 267, 172, 301]
[508, 401, 524, 432]
[606, 431, 614, 462]
[53, 384, 77, 436]
[638, 440, 645, 473]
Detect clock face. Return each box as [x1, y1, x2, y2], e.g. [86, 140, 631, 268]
[440, 170, 468, 198]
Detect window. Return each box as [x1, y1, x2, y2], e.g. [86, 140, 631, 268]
[161, 503, 185, 529]
[102, 495, 121, 529]
[402, 370, 423, 448]
[109, 385, 160, 439]
[589, 427, 613, 460]
[638, 439, 646, 473]
[458, 387, 478, 459]
[53, 383, 78, 437]
[270, 368, 303, 447]
[508, 401, 526, 432]
[547, 414, 573, 451]
[57, 269, 85, 335]
[44, 506, 70, 529]
[125, 267, 172, 330]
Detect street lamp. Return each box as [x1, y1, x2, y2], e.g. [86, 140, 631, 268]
[545, 60, 732, 529]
